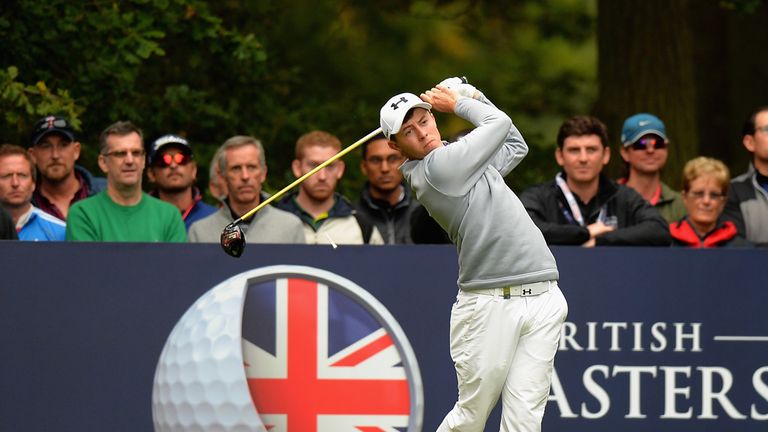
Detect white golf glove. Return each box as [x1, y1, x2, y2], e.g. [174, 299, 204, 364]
[437, 76, 478, 99]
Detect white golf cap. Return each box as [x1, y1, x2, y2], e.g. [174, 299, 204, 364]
[380, 93, 432, 140]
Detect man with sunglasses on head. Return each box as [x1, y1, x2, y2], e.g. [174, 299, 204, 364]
[723, 106, 768, 247]
[27, 115, 106, 220]
[66, 121, 186, 242]
[618, 113, 686, 223]
[355, 132, 418, 244]
[521, 115, 670, 246]
[146, 134, 216, 230]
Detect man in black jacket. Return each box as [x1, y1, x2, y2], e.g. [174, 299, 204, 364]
[356, 133, 419, 244]
[723, 106, 768, 247]
[521, 115, 670, 246]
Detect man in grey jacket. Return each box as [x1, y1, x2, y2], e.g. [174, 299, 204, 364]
[724, 106, 768, 246]
[188, 135, 305, 244]
[380, 79, 567, 431]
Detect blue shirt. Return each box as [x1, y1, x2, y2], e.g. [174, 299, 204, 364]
[18, 207, 66, 241]
[184, 199, 217, 231]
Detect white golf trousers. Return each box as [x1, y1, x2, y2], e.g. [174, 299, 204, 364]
[437, 281, 568, 432]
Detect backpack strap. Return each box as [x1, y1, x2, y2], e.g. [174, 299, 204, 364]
[353, 213, 374, 244]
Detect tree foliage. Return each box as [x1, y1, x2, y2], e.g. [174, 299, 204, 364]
[1, 0, 597, 199]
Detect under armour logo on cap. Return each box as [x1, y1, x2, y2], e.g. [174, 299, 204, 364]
[379, 93, 432, 139]
[391, 97, 408, 110]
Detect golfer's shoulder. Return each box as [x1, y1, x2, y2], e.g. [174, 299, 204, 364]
[457, 97, 511, 126]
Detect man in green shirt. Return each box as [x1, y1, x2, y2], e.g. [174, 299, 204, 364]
[66, 121, 186, 242]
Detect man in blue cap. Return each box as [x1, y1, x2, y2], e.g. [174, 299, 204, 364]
[619, 113, 686, 223]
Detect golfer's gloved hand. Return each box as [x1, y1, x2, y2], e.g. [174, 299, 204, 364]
[437, 76, 478, 99]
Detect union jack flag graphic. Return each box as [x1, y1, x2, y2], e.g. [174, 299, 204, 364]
[242, 275, 418, 431]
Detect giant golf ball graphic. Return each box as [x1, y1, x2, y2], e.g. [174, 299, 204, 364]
[152, 265, 423, 431]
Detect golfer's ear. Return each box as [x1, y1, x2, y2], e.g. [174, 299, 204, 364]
[387, 139, 400, 152]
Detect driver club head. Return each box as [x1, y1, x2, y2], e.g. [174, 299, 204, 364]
[221, 222, 246, 258]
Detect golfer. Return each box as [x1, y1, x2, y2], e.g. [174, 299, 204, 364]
[380, 79, 567, 431]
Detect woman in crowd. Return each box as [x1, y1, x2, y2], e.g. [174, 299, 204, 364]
[670, 157, 751, 248]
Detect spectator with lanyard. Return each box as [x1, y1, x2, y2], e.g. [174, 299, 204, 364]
[146, 134, 216, 230]
[521, 115, 670, 246]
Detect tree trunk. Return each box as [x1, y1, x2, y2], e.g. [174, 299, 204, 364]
[595, 0, 697, 188]
[596, 0, 768, 187]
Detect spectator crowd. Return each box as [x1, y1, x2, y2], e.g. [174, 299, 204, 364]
[2, 104, 767, 249]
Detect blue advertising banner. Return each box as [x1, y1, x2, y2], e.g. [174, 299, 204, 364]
[0, 242, 766, 431]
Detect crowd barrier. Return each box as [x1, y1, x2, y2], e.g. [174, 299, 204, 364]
[1, 241, 766, 431]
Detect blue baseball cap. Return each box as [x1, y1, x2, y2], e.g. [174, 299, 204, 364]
[621, 113, 667, 146]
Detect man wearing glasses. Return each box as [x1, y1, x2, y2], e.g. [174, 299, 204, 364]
[356, 133, 418, 244]
[66, 121, 186, 242]
[146, 134, 216, 230]
[28, 115, 106, 220]
[521, 115, 670, 246]
[724, 106, 768, 247]
[618, 113, 686, 223]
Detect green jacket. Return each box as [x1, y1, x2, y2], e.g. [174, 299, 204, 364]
[657, 182, 687, 224]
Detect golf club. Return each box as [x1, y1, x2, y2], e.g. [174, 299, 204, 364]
[221, 126, 383, 257]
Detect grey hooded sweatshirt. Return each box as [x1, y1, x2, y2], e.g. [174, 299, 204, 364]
[401, 94, 558, 290]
